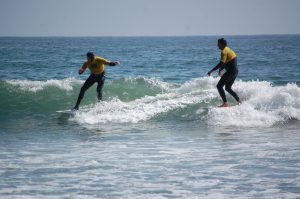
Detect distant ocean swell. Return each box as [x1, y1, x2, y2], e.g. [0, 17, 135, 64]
[2, 76, 300, 128]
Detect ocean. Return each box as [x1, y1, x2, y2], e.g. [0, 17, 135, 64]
[0, 35, 300, 198]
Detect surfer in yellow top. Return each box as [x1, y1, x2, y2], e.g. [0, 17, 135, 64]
[207, 38, 241, 107]
[73, 52, 120, 110]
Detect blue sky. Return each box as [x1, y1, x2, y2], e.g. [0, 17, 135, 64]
[0, 0, 299, 36]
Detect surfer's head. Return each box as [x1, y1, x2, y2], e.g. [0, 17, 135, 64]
[218, 38, 227, 50]
[86, 51, 95, 62]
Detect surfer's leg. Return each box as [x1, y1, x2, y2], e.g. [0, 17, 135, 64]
[217, 74, 227, 103]
[225, 76, 240, 102]
[74, 75, 95, 109]
[96, 75, 105, 101]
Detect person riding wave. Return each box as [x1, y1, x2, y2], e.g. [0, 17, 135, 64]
[207, 38, 241, 107]
[73, 51, 120, 110]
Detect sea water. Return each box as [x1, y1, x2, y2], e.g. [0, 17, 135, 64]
[0, 36, 300, 198]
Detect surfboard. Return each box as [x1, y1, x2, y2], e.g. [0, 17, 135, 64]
[217, 103, 241, 108]
[56, 109, 77, 114]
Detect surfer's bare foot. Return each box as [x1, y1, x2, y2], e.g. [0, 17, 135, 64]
[218, 102, 229, 107]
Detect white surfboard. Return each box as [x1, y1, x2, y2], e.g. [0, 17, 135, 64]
[56, 109, 77, 114]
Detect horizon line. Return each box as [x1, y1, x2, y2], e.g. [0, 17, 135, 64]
[1, 33, 300, 38]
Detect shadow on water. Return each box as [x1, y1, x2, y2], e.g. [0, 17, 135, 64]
[56, 113, 74, 125]
[55, 112, 108, 138]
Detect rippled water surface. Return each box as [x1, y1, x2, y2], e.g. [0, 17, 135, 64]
[1, 36, 300, 198]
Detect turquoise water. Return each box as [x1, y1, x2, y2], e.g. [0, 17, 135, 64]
[1, 36, 300, 198]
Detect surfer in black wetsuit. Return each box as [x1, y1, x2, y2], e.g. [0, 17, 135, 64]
[73, 52, 120, 110]
[207, 38, 241, 107]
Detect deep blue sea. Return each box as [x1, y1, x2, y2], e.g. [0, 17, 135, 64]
[1, 36, 300, 198]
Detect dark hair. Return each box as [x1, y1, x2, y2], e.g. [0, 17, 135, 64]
[86, 51, 95, 60]
[218, 38, 227, 46]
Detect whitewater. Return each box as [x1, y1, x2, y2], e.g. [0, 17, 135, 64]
[3, 76, 300, 127]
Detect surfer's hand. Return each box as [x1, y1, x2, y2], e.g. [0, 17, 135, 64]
[207, 70, 212, 76]
[78, 68, 84, 75]
[218, 70, 222, 77]
[109, 61, 120, 66]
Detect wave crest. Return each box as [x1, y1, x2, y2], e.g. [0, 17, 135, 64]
[2, 77, 300, 127]
[5, 78, 81, 92]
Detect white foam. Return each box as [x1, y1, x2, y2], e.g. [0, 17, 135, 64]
[207, 81, 300, 127]
[73, 77, 300, 127]
[6, 78, 82, 92]
[12, 76, 297, 128]
[73, 77, 216, 125]
[124, 76, 175, 92]
[74, 94, 210, 125]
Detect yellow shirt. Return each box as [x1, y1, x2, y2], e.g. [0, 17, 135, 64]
[84, 56, 109, 74]
[221, 47, 237, 64]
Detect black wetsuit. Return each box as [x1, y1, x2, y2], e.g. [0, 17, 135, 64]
[213, 58, 240, 103]
[74, 72, 105, 109]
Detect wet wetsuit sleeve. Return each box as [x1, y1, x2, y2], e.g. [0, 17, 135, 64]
[210, 51, 226, 72]
[219, 64, 225, 71]
[82, 62, 89, 70]
[212, 51, 226, 71]
[211, 61, 224, 72]
[109, 62, 117, 66]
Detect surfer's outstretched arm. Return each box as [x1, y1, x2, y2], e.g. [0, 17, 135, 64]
[78, 63, 88, 75]
[108, 61, 121, 67]
[207, 61, 224, 76]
